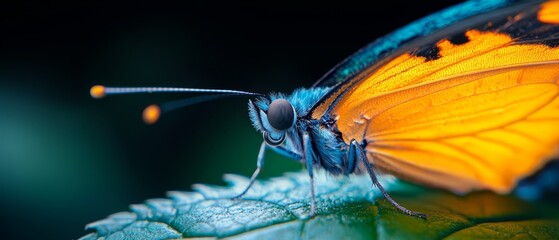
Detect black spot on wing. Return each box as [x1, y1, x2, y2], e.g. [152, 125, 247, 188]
[509, 23, 559, 48]
[535, 30, 559, 47]
[448, 32, 469, 45]
[495, 5, 559, 48]
[542, 37, 559, 48]
[413, 44, 440, 61]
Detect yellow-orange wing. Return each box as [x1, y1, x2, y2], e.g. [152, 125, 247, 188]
[326, 1, 559, 194]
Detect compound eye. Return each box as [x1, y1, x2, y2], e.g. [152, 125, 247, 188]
[263, 131, 285, 146]
[267, 99, 296, 130]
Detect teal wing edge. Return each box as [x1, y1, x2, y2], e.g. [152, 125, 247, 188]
[311, 0, 518, 87]
[78, 171, 399, 239]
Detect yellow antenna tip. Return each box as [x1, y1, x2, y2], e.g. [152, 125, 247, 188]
[143, 104, 161, 125]
[90, 85, 106, 99]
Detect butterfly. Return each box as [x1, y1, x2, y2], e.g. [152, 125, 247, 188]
[90, 0, 559, 218]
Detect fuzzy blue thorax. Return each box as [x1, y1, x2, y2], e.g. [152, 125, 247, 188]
[248, 87, 354, 175]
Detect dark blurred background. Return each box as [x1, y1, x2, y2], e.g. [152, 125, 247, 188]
[0, 0, 496, 239]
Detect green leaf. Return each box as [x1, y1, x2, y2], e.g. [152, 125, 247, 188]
[80, 171, 559, 240]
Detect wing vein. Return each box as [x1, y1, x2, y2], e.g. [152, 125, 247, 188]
[473, 134, 521, 152]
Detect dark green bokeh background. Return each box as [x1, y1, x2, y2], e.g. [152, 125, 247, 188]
[0, 1, 465, 239]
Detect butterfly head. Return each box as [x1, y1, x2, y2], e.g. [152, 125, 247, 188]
[249, 96, 298, 146]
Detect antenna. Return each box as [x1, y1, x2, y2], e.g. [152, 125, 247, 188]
[90, 85, 263, 124]
[90, 85, 262, 98]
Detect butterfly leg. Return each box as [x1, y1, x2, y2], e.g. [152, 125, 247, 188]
[303, 132, 316, 218]
[233, 141, 267, 199]
[350, 140, 427, 219]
